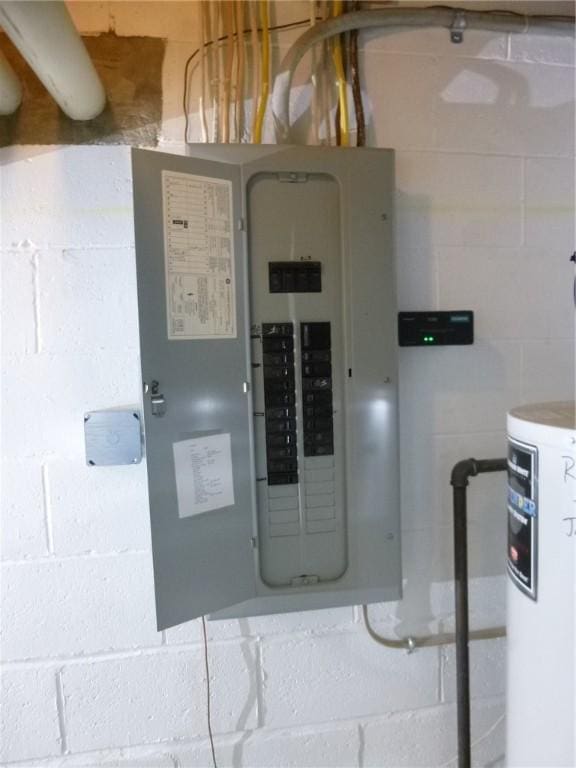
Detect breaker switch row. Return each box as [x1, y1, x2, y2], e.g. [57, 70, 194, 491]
[263, 323, 298, 485]
[300, 322, 334, 457]
[269, 261, 322, 293]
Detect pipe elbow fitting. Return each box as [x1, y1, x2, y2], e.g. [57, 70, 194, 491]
[450, 458, 479, 488]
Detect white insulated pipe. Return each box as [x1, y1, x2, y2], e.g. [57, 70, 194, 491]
[0, 0, 105, 121]
[0, 47, 21, 114]
[272, 6, 576, 142]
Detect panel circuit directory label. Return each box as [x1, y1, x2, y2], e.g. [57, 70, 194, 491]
[162, 171, 236, 340]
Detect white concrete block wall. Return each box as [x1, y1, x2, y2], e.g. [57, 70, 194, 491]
[0, 668, 62, 761]
[1, 2, 574, 766]
[62, 643, 258, 753]
[362, 698, 506, 768]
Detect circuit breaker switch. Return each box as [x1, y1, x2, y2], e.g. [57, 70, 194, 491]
[266, 392, 295, 407]
[269, 262, 322, 294]
[302, 350, 330, 363]
[262, 338, 293, 353]
[303, 363, 332, 377]
[303, 377, 332, 391]
[301, 322, 331, 350]
[266, 407, 295, 420]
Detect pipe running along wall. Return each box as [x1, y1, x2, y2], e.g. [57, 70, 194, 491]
[362, 604, 505, 652]
[271, 6, 576, 143]
[0, 0, 106, 121]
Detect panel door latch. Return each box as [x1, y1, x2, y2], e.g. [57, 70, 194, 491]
[150, 380, 166, 417]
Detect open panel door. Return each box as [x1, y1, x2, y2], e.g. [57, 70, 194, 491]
[132, 149, 256, 630]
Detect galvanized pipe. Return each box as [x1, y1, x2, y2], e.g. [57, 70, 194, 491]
[0, 0, 105, 120]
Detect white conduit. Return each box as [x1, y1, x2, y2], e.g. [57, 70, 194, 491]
[272, 6, 575, 143]
[0, 48, 21, 115]
[363, 604, 506, 653]
[0, 0, 106, 121]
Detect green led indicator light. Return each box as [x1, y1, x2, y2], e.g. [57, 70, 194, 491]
[423, 335, 436, 343]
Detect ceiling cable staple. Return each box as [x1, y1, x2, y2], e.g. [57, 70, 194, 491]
[271, 6, 575, 143]
[450, 10, 467, 43]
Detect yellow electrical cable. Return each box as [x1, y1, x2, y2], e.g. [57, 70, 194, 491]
[235, 0, 245, 142]
[331, 0, 350, 147]
[253, 0, 270, 144]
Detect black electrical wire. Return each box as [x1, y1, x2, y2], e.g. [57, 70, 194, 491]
[349, 32, 365, 146]
[429, 4, 575, 21]
[334, 5, 342, 145]
[365, 2, 574, 20]
[201, 616, 217, 768]
[334, 77, 341, 145]
[183, 17, 323, 143]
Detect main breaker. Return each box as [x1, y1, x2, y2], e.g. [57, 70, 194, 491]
[132, 146, 401, 628]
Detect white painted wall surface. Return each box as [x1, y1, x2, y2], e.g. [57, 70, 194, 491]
[1, 3, 574, 766]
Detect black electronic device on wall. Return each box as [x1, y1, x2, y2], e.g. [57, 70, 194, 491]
[398, 311, 474, 347]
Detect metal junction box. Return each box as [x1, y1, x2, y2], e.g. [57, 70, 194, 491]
[132, 146, 401, 629]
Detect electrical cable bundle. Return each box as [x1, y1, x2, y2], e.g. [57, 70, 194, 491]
[185, 2, 573, 146]
[183, 1, 367, 146]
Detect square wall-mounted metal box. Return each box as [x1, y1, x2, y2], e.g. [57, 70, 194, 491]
[84, 410, 142, 466]
[132, 145, 401, 629]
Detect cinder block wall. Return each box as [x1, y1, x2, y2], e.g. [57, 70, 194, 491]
[1, 3, 574, 766]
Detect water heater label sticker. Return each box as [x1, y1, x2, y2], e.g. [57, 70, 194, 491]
[173, 433, 235, 518]
[162, 170, 237, 340]
[507, 438, 538, 600]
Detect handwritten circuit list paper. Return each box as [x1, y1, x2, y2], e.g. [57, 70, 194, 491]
[162, 170, 237, 340]
[173, 434, 235, 518]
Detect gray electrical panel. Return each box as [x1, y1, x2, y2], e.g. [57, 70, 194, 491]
[132, 146, 400, 629]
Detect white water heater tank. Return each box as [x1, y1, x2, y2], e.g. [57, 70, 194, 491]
[506, 402, 575, 767]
